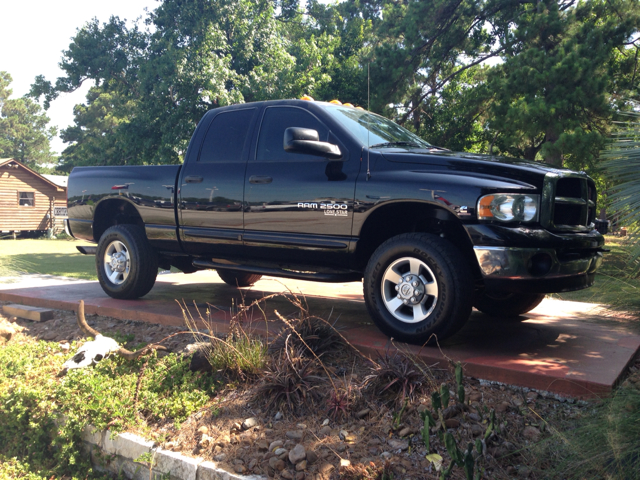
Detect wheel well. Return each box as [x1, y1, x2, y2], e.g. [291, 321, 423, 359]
[355, 202, 480, 278]
[93, 199, 144, 242]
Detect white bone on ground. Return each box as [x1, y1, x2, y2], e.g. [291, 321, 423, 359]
[62, 335, 121, 370]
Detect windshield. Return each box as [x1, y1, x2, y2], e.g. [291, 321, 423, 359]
[320, 104, 432, 149]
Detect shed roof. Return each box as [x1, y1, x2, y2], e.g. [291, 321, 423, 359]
[0, 159, 66, 191]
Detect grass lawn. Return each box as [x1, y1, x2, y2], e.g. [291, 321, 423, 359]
[0, 238, 97, 280]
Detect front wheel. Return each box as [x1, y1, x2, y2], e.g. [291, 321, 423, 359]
[96, 225, 158, 299]
[364, 233, 473, 345]
[473, 292, 545, 318]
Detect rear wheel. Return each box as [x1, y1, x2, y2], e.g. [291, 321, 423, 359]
[473, 291, 545, 317]
[217, 269, 262, 287]
[96, 225, 158, 299]
[363, 233, 473, 344]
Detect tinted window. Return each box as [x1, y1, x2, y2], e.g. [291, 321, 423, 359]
[256, 107, 329, 162]
[199, 109, 255, 163]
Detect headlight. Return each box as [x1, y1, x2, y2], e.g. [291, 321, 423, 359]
[477, 194, 539, 222]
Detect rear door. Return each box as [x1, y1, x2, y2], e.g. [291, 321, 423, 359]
[179, 107, 257, 256]
[243, 105, 359, 267]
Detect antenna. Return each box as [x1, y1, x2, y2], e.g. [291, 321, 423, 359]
[366, 63, 371, 181]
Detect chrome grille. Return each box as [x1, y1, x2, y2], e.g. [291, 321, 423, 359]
[541, 172, 596, 232]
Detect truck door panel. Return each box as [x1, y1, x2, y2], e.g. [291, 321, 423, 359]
[243, 106, 359, 266]
[179, 107, 256, 255]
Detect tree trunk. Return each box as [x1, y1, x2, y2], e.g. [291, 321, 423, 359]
[543, 126, 563, 167]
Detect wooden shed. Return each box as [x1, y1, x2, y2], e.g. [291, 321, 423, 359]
[0, 158, 67, 235]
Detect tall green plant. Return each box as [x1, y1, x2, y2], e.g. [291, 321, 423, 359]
[602, 112, 640, 272]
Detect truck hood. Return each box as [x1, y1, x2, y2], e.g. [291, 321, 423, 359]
[379, 149, 574, 177]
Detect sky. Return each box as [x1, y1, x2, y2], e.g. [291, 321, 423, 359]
[0, 0, 159, 155]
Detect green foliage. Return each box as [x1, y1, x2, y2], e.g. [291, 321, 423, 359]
[206, 333, 267, 378]
[0, 339, 214, 479]
[420, 408, 436, 451]
[0, 71, 57, 168]
[440, 383, 450, 409]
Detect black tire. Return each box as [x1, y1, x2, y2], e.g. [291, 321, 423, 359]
[473, 291, 545, 317]
[217, 269, 262, 287]
[96, 225, 158, 299]
[363, 233, 473, 345]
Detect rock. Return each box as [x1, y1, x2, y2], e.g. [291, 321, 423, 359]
[517, 466, 532, 478]
[0, 324, 16, 342]
[41, 330, 58, 341]
[197, 425, 209, 435]
[199, 434, 214, 447]
[319, 462, 335, 474]
[523, 426, 541, 441]
[319, 426, 332, 436]
[470, 392, 482, 402]
[344, 434, 357, 443]
[189, 349, 212, 372]
[295, 472, 305, 480]
[471, 424, 484, 437]
[248, 458, 258, 469]
[380, 451, 392, 459]
[275, 411, 283, 421]
[335, 444, 346, 453]
[527, 392, 539, 401]
[339, 430, 348, 440]
[269, 456, 286, 471]
[321, 418, 330, 426]
[286, 430, 304, 441]
[281, 470, 294, 479]
[306, 450, 318, 464]
[397, 427, 413, 437]
[339, 459, 351, 468]
[234, 464, 246, 474]
[257, 440, 269, 451]
[495, 401, 510, 413]
[242, 417, 258, 430]
[388, 439, 409, 451]
[444, 419, 460, 429]
[59, 342, 70, 352]
[442, 404, 463, 419]
[269, 440, 283, 451]
[468, 413, 481, 422]
[289, 444, 306, 464]
[274, 448, 288, 456]
[296, 423, 307, 429]
[368, 438, 381, 446]
[513, 397, 524, 407]
[213, 453, 227, 462]
[296, 460, 307, 471]
[356, 408, 371, 419]
[231, 422, 242, 432]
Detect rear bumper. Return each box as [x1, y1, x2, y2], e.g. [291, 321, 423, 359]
[474, 246, 603, 293]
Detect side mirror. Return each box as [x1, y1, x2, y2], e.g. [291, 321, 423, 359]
[284, 127, 342, 160]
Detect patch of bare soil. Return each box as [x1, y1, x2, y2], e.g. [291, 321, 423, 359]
[2, 299, 639, 480]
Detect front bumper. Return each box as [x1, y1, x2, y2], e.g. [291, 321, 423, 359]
[474, 246, 603, 293]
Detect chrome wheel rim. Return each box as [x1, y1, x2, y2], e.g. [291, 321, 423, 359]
[381, 257, 438, 324]
[103, 240, 130, 285]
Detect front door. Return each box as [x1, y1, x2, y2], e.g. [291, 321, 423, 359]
[243, 105, 360, 267]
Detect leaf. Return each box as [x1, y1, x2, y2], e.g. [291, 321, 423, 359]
[426, 453, 443, 471]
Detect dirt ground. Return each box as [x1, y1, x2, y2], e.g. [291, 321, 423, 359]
[1, 300, 639, 480]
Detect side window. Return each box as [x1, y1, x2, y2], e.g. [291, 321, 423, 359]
[199, 109, 255, 163]
[256, 107, 329, 162]
[18, 192, 34, 207]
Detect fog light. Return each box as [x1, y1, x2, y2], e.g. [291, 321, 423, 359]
[528, 253, 552, 276]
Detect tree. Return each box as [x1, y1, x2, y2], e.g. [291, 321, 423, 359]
[485, 0, 640, 168]
[31, 0, 338, 170]
[0, 71, 57, 169]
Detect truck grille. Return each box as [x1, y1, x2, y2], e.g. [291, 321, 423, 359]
[541, 173, 596, 232]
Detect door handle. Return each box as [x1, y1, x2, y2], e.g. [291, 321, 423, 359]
[249, 175, 273, 184]
[185, 176, 203, 183]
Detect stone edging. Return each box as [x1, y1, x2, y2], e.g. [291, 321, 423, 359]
[81, 425, 265, 480]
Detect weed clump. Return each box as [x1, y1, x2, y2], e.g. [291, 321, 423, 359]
[363, 350, 429, 404]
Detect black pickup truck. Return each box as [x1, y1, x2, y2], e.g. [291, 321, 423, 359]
[67, 99, 605, 344]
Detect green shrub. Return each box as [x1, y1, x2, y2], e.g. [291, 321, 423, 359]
[0, 339, 215, 479]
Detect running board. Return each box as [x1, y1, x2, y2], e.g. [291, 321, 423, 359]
[192, 259, 362, 283]
[76, 246, 97, 255]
